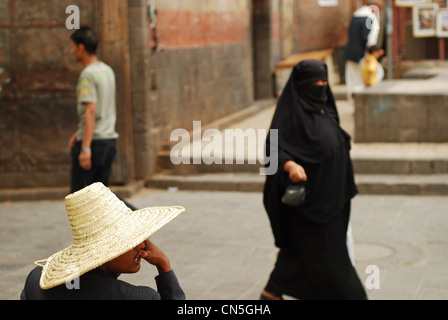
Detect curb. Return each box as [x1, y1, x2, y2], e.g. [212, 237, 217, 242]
[0, 180, 145, 203]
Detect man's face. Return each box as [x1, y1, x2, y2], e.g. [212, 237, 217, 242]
[100, 242, 147, 277]
[373, 49, 385, 59]
[70, 40, 83, 63]
[368, 0, 384, 10]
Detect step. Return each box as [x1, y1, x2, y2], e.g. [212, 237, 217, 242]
[146, 173, 448, 196]
[159, 99, 275, 152]
[156, 152, 448, 175]
[157, 143, 448, 175]
[0, 180, 145, 202]
[147, 173, 265, 193]
[352, 143, 448, 174]
[355, 174, 448, 195]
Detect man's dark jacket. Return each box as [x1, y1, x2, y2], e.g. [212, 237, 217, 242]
[344, 16, 371, 63]
[21, 267, 186, 300]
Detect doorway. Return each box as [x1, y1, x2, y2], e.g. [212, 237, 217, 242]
[251, 0, 274, 99]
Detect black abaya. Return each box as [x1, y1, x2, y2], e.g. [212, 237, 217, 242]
[262, 59, 366, 300]
[265, 202, 366, 300]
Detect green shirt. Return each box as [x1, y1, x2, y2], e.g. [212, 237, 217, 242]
[76, 61, 119, 141]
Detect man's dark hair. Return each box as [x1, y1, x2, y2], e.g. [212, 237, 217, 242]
[71, 26, 98, 55]
[368, 45, 380, 54]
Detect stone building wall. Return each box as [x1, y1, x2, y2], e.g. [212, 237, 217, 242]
[0, 0, 357, 188]
[129, 0, 255, 180]
[0, 0, 96, 188]
[296, 0, 354, 52]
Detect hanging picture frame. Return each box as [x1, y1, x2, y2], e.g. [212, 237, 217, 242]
[413, 3, 439, 37]
[395, 0, 429, 7]
[436, 9, 448, 37]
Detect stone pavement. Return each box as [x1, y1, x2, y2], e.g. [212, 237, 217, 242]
[1, 188, 448, 300]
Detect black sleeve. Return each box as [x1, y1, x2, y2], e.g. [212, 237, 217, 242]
[20, 289, 27, 300]
[155, 270, 186, 300]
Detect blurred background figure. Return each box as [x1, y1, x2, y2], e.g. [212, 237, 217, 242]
[344, 0, 384, 100]
[362, 45, 385, 87]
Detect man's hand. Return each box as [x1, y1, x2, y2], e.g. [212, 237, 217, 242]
[79, 149, 92, 171]
[283, 161, 307, 183]
[141, 240, 172, 274]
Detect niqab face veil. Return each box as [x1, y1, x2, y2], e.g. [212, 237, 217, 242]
[295, 60, 329, 113]
[298, 82, 328, 113]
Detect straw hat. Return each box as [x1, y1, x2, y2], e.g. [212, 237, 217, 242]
[35, 182, 185, 290]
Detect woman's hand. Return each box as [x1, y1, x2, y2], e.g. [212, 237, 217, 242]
[141, 240, 172, 274]
[283, 161, 307, 183]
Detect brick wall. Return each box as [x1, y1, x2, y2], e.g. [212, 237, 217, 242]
[154, 11, 249, 48]
[129, 0, 254, 179]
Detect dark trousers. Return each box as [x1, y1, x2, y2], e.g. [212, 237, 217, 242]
[70, 140, 137, 210]
[70, 139, 117, 193]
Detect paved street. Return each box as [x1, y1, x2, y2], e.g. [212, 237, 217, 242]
[1, 188, 448, 300]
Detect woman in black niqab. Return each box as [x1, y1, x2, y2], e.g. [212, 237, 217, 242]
[261, 60, 367, 300]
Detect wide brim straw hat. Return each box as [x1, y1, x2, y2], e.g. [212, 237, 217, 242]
[35, 182, 185, 290]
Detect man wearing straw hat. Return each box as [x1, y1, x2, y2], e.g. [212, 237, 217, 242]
[20, 183, 186, 300]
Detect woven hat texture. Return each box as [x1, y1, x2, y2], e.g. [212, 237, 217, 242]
[36, 182, 184, 289]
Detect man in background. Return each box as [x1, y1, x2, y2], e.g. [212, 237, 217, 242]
[68, 26, 119, 194]
[344, 0, 384, 100]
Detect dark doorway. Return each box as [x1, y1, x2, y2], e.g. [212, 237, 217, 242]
[252, 0, 273, 99]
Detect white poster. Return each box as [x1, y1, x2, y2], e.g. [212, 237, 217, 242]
[318, 0, 338, 6]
